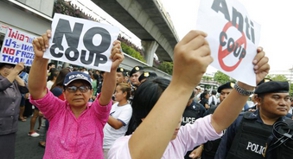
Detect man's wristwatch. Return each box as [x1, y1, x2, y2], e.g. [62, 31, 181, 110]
[234, 83, 254, 96]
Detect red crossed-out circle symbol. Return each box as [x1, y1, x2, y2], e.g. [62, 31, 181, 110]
[218, 22, 247, 72]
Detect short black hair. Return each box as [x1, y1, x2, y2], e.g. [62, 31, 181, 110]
[47, 62, 55, 70]
[211, 90, 217, 95]
[131, 77, 170, 132]
[0, 63, 15, 69]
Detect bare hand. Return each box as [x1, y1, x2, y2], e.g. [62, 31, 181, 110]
[172, 30, 213, 88]
[110, 40, 124, 71]
[253, 47, 270, 85]
[5, 62, 24, 75]
[32, 30, 51, 59]
[13, 62, 25, 74]
[189, 145, 203, 159]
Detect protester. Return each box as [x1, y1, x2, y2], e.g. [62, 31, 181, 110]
[215, 81, 293, 159]
[208, 90, 218, 108]
[19, 66, 30, 122]
[0, 62, 28, 159]
[39, 68, 71, 148]
[47, 62, 55, 76]
[103, 83, 132, 158]
[200, 92, 210, 110]
[107, 30, 270, 159]
[46, 68, 59, 90]
[28, 30, 124, 159]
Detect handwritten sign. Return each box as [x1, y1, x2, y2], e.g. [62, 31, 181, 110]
[0, 27, 36, 66]
[44, 13, 119, 72]
[196, 0, 261, 86]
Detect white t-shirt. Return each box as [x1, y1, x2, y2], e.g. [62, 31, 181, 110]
[208, 95, 218, 106]
[46, 80, 54, 90]
[103, 102, 132, 149]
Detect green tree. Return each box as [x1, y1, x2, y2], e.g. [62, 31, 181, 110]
[202, 76, 213, 81]
[290, 83, 293, 96]
[158, 62, 173, 75]
[213, 71, 231, 84]
[271, 75, 288, 81]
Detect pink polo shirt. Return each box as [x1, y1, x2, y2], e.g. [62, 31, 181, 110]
[30, 91, 112, 159]
[108, 115, 222, 159]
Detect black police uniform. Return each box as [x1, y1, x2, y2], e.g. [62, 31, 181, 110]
[182, 101, 206, 159]
[181, 101, 206, 126]
[215, 110, 289, 159]
[215, 81, 293, 159]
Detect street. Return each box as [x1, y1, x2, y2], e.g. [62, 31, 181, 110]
[15, 117, 45, 159]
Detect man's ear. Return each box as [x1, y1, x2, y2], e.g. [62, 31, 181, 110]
[254, 94, 262, 105]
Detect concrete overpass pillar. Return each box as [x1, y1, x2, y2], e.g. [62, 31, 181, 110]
[142, 41, 159, 66]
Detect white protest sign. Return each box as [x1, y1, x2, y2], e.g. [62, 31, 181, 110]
[0, 27, 36, 66]
[196, 0, 261, 86]
[44, 13, 119, 72]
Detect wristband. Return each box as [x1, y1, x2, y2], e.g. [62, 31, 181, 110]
[234, 83, 254, 96]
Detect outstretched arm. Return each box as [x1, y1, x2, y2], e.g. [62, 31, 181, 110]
[211, 47, 270, 133]
[99, 40, 124, 106]
[129, 30, 213, 159]
[28, 30, 50, 100]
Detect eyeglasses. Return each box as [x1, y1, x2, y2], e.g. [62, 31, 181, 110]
[65, 86, 90, 93]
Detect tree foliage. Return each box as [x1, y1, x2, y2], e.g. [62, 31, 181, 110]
[158, 62, 173, 75]
[213, 71, 231, 84]
[270, 75, 288, 81]
[121, 42, 146, 62]
[290, 83, 293, 97]
[202, 76, 213, 81]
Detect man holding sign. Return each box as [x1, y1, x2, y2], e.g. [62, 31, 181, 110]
[28, 30, 124, 159]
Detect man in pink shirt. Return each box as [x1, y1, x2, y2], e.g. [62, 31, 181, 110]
[28, 30, 124, 159]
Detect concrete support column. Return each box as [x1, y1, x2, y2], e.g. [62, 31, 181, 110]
[142, 40, 159, 66]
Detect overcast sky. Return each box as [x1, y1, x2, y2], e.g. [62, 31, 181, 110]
[159, 0, 293, 73]
[82, 0, 293, 73]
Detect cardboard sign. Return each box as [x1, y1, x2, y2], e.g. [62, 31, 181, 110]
[0, 27, 36, 66]
[44, 13, 119, 72]
[196, 0, 261, 86]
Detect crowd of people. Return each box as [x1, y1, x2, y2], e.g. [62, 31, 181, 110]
[0, 29, 292, 159]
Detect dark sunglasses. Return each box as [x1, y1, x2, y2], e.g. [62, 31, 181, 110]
[65, 86, 90, 93]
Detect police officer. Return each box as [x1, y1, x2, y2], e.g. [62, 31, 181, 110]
[129, 66, 143, 87]
[215, 81, 293, 159]
[188, 82, 235, 159]
[182, 91, 206, 126]
[116, 67, 127, 84]
[138, 71, 157, 83]
[182, 91, 206, 159]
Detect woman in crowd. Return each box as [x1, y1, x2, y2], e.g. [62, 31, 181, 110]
[39, 68, 71, 147]
[107, 30, 270, 159]
[200, 92, 210, 110]
[0, 62, 28, 159]
[29, 30, 123, 159]
[103, 83, 132, 158]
